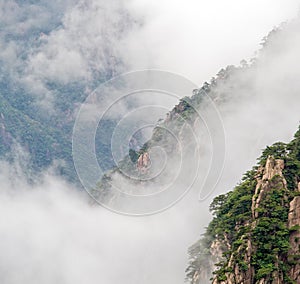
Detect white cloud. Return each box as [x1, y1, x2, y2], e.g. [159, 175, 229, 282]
[122, 0, 300, 84]
[24, 0, 133, 85]
[1, 1, 300, 283]
[2, 0, 299, 99]
[0, 167, 207, 284]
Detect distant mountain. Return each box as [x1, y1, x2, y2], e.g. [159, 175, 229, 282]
[93, 18, 300, 206]
[0, 0, 135, 182]
[0, 67, 119, 182]
[75, 17, 300, 281]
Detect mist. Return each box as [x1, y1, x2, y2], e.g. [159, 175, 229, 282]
[1, 1, 300, 284]
[0, 161, 207, 284]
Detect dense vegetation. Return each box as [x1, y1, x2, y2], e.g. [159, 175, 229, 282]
[0, 67, 122, 182]
[186, 127, 300, 283]
[0, 1, 127, 182]
[0, 78, 110, 181]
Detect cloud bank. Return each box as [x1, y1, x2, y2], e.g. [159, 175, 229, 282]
[0, 164, 205, 284]
[1, 1, 300, 284]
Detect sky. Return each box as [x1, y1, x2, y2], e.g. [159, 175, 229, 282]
[123, 0, 300, 84]
[1, 0, 299, 92]
[1, 1, 300, 284]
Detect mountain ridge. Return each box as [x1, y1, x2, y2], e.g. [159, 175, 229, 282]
[186, 128, 300, 284]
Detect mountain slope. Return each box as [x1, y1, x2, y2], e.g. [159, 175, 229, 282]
[0, 0, 136, 182]
[186, 128, 300, 284]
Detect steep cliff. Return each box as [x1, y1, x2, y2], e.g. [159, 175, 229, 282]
[187, 129, 300, 284]
[288, 183, 300, 282]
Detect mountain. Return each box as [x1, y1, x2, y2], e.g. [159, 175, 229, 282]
[0, 1, 136, 182]
[82, 16, 300, 280]
[92, 18, 300, 210]
[186, 129, 300, 284]
[1, 4, 300, 279]
[0, 73, 118, 181]
[183, 19, 300, 284]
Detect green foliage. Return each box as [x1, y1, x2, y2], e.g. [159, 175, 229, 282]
[0, 79, 121, 182]
[129, 149, 139, 163]
[284, 126, 300, 190]
[208, 170, 256, 240]
[257, 142, 287, 165]
[187, 126, 300, 283]
[289, 224, 300, 233]
[187, 170, 256, 282]
[251, 186, 291, 281]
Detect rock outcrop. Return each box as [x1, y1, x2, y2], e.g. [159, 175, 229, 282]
[137, 152, 151, 173]
[252, 157, 287, 219]
[204, 156, 300, 284]
[288, 182, 300, 282]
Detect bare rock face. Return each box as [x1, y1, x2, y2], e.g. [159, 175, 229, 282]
[248, 157, 287, 284]
[262, 157, 286, 181]
[252, 157, 287, 219]
[288, 182, 300, 282]
[137, 152, 150, 173]
[211, 156, 299, 284]
[210, 240, 227, 262]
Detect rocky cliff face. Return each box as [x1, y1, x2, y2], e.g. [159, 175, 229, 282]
[252, 158, 287, 219]
[211, 157, 290, 284]
[187, 150, 300, 284]
[288, 183, 300, 282]
[137, 152, 151, 173]
[215, 156, 299, 284]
